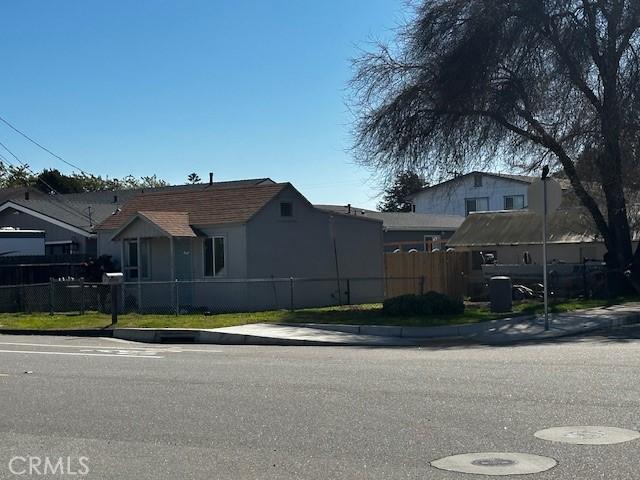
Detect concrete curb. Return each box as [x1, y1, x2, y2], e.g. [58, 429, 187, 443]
[111, 328, 352, 346]
[278, 315, 537, 339]
[1, 306, 639, 346]
[0, 328, 114, 337]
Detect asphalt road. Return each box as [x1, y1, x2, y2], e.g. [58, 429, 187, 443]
[0, 328, 639, 479]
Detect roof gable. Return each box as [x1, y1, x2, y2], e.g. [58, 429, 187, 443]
[409, 171, 536, 199]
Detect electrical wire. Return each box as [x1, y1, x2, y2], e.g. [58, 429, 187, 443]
[0, 142, 92, 223]
[0, 114, 91, 176]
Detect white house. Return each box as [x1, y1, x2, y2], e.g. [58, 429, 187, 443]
[409, 172, 536, 217]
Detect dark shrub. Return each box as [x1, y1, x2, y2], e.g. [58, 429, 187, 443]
[383, 292, 464, 316]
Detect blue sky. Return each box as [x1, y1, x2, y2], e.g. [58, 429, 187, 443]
[0, 1, 407, 209]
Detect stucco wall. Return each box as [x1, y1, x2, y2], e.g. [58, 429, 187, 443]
[413, 175, 530, 216]
[245, 190, 384, 308]
[246, 191, 383, 278]
[190, 224, 247, 279]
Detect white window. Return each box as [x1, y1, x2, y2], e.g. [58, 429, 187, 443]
[465, 197, 489, 216]
[123, 239, 151, 280]
[504, 195, 525, 210]
[204, 237, 226, 277]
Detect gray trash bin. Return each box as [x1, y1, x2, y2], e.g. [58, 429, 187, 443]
[490, 276, 512, 313]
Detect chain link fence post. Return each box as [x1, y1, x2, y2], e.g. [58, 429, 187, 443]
[175, 279, 180, 316]
[346, 279, 351, 305]
[48, 278, 54, 316]
[80, 278, 85, 315]
[289, 277, 294, 312]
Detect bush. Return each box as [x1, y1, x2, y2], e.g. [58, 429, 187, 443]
[383, 292, 464, 316]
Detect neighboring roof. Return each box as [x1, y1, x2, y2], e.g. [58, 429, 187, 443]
[447, 209, 606, 247]
[98, 183, 290, 231]
[367, 212, 464, 231]
[314, 204, 376, 215]
[0, 178, 276, 235]
[60, 178, 274, 204]
[0, 199, 98, 237]
[408, 171, 537, 200]
[315, 205, 464, 231]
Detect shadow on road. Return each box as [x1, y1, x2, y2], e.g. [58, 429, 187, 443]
[403, 324, 640, 350]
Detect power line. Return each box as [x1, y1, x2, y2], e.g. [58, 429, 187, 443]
[0, 142, 92, 223]
[0, 114, 91, 176]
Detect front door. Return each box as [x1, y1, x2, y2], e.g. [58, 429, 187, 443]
[174, 238, 193, 307]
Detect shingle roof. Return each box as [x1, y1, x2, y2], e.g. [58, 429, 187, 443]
[315, 205, 463, 231]
[137, 211, 196, 237]
[6, 198, 100, 232]
[447, 209, 603, 247]
[98, 183, 289, 230]
[0, 179, 276, 234]
[60, 178, 274, 204]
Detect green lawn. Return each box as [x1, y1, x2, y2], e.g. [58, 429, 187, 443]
[0, 296, 636, 331]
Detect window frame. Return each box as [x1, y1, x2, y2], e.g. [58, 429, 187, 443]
[465, 197, 489, 216]
[123, 239, 151, 281]
[504, 194, 525, 210]
[203, 235, 227, 277]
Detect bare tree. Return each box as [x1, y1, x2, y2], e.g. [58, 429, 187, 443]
[351, 0, 640, 292]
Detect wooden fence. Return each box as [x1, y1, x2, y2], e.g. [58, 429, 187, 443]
[384, 251, 471, 299]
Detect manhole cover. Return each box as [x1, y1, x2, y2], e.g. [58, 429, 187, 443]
[534, 426, 640, 445]
[431, 452, 557, 476]
[472, 458, 517, 467]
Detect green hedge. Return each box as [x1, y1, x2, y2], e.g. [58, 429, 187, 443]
[383, 292, 464, 316]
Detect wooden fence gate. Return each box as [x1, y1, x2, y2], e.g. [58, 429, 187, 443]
[384, 251, 471, 299]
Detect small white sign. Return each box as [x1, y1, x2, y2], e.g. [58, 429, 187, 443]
[527, 178, 562, 215]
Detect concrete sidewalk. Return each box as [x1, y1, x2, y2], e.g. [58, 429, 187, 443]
[111, 302, 640, 346]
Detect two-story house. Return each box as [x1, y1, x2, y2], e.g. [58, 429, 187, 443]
[409, 172, 536, 217]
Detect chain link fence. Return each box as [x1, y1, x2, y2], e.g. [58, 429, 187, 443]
[0, 277, 434, 315]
